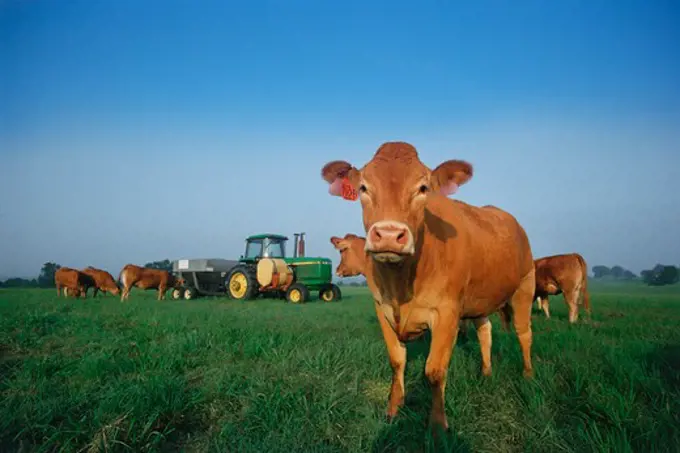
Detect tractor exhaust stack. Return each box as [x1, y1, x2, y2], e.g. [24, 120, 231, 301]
[293, 234, 300, 259]
[298, 232, 306, 258]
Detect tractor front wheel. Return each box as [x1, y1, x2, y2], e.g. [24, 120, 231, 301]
[171, 288, 183, 300]
[184, 287, 198, 300]
[226, 266, 258, 300]
[286, 283, 309, 304]
[319, 284, 342, 302]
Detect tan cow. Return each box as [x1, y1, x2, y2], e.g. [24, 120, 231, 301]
[119, 264, 184, 301]
[330, 233, 508, 363]
[81, 266, 121, 297]
[55, 267, 96, 298]
[534, 253, 591, 323]
[321, 142, 535, 433]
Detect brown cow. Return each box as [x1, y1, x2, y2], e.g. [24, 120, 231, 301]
[119, 264, 184, 301]
[321, 142, 535, 433]
[81, 266, 121, 297]
[534, 253, 591, 323]
[55, 267, 96, 298]
[330, 233, 507, 363]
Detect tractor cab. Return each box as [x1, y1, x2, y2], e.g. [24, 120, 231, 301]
[243, 234, 287, 260]
[241, 233, 306, 260]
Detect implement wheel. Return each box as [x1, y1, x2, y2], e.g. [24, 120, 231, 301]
[226, 266, 258, 300]
[286, 283, 309, 304]
[319, 284, 342, 302]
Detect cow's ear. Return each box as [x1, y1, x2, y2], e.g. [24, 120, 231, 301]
[431, 160, 473, 196]
[330, 236, 343, 247]
[321, 160, 360, 200]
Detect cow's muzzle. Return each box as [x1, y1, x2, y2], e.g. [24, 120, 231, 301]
[365, 220, 415, 263]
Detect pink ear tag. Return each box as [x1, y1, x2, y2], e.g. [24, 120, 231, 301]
[341, 178, 358, 201]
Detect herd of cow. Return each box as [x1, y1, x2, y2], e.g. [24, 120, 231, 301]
[52, 141, 592, 437]
[54, 264, 185, 301]
[320, 141, 592, 434]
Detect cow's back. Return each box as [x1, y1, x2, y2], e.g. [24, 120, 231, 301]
[122, 264, 166, 288]
[55, 267, 79, 287]
[84, 267, 117, 289]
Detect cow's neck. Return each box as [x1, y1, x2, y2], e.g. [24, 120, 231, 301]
[369, 226, 437, 325]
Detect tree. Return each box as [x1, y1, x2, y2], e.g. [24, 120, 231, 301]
[610, 265, 625, 279]
[621, 270, 636, 280]
[640, 264, 679, 286]
[38, 262, 61, 288]
[592, 265, 610, 279]
[144, 260, 173, 272]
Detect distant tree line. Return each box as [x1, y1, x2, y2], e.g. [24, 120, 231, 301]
[591, 265, 637, 281]
[592, 263, 679, 287]
[143, 260, 173, 272]
[0, 260, 173, 288]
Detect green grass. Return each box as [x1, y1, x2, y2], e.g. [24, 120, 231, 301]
[1, 282, 679, 452]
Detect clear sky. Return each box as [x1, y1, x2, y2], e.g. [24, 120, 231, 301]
[1, 0, 679, 279]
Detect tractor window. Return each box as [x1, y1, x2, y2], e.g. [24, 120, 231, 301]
[264, 240, 285, 258]
[245, 240, 263, 259]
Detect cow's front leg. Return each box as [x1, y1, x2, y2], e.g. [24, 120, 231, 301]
[158, 285, 167, 300]
[425, 309, 459, 432]
[374, 302, 407, 419]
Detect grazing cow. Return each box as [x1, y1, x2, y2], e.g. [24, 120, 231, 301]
[534, 253, 591, 323]
[55, 267, 96, 298]
[119, 264, 184, 301]
[321, 142, 535, 433]
[81, 266, 121, 297]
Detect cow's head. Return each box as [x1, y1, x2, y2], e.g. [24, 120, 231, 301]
[322, 142, 472, 264]
[330, 234, 367, 277]
[171, 275, 186, 288]
[108, 283, 121, 296]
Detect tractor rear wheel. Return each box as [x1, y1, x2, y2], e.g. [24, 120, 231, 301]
[286, 283, 309, 304]
[319, 284, 342, 302]
[226, 266, 258, 300]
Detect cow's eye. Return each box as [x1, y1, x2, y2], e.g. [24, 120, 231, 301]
[419, 185, 429, 194]
[359, 184, 367, 193]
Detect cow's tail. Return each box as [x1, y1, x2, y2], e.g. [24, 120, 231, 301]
[578, 254, 591, 316]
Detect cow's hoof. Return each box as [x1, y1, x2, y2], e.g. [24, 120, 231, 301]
[523, 368, 534, 379]
[481, 366, 492, 377]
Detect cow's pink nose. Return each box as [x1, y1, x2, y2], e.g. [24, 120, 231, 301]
[369, 225, 409, 250]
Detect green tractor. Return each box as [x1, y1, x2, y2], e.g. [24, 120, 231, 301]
[225, 232, 342, 304]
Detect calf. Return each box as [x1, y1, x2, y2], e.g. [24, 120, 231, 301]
[55, 267, 96, 298]
[321, 141, 535, 433]
[534, 253, 591, 323]
[81, 266, 121, 297]
[119, 264, 184, 301]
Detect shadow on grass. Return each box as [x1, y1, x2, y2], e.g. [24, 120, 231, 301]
[647, 343, 680, 391]
[368, 329, 477, 452]
[371, 413, 473, 453]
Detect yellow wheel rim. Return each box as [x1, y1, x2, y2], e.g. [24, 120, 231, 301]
[289, 289, 302, 303]
[321, 289, 334, 302]
[230, 273, 248, 298]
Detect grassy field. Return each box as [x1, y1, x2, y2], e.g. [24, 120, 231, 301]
[1, 282, 679, 453]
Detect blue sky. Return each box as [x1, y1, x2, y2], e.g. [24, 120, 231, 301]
[1, 0, 679, 278]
